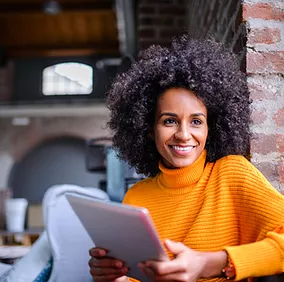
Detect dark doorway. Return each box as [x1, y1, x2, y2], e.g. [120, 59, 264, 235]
[8, 136, 106, 204]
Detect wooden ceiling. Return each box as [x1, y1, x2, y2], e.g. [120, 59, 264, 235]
[0, 0, 120, 57]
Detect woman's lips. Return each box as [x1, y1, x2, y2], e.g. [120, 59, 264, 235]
[169, 145, 196, 156]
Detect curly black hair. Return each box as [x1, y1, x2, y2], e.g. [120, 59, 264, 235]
[107, 35, 251, 177]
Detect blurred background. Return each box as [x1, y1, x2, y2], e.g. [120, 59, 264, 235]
[0, 0, 282, 239]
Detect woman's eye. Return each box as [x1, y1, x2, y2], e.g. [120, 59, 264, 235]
[164, 118, 177, 125]
[192, 119, 202, 125]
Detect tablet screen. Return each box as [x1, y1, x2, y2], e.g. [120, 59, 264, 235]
[66, 193, 169, 281]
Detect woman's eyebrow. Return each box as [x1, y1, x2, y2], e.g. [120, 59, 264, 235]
[159, 112, 206, 118]
[192, 113, 206, 117]
[158, 112, 178, 118]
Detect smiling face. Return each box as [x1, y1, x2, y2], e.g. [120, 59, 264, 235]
[152, 88, 208, 169]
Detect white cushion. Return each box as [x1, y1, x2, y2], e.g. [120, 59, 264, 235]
[0, 232, 51, 282]
[43, 184, 109, 282]
[0, 264, 12, 278]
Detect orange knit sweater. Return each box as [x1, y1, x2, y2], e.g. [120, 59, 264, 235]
[123, 151, 284, 281]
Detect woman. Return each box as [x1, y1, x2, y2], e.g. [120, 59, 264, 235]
[88, 36, 284, 282]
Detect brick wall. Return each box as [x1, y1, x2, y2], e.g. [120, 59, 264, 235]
[137, 0, 187, 50]
[244, 0, 284, 191]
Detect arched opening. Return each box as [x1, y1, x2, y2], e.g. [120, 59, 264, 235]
[8, 136, 106, 204]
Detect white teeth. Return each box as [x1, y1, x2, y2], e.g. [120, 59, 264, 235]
[172, 146, 193, 151]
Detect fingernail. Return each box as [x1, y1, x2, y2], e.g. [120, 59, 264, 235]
[98, 250, 105, 256]
[116, 261, 123, 268]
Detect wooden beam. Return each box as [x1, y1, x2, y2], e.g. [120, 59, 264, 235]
[7, 46, 120, 58]
[0, 1, 114, 15]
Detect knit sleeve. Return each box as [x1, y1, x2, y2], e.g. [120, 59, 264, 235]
[127, 278, 140, 282]
[224, 157, 284, 280]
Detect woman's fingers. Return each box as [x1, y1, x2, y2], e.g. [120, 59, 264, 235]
[88, 247, 129, 281]
[89, 247, 107, 257]
[90, 265, 128, 276]
[164, 239, 186, 255]
[142, 239, 197, 275]
[139, 265, 155, 280]
[141, 263, 195, 282]
[140, 259, 187, 276]
[89, 257, 124, 268]
[140, 240, 206, 282]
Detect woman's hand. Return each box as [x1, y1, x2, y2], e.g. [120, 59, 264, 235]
[89, 247, 129, 282]
[138, 239, 227, 282]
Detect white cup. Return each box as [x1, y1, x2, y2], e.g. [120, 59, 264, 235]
[5, 198, 28, 232]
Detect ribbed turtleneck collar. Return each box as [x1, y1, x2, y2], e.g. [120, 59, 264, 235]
[157, 150, 207, 192]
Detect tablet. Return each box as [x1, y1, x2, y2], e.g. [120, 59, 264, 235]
[66, 193, 169, 281]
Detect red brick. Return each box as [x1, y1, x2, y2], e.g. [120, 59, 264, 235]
[274, 108, 284, 127]
[276, 134, 284, 153]
[248, 81, 270, 100]
[251, 133, 277, 154]
[255, 161, 279, 182]
[248, 77, 282, 100]
[247, 52, 284, 74]
[279, 161, 284, 183]
[243, 3, 284, 21]
[251, 109, 267, 125]
[248, 27, 281, 45]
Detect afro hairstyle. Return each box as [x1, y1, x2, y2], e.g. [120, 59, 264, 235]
[107, 35, 251, 177]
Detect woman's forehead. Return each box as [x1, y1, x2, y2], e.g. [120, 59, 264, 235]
[157, 88, 207, 113]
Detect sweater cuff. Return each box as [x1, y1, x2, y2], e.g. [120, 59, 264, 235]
[128, 277, 140, 282]
[224, 238, 283, 281]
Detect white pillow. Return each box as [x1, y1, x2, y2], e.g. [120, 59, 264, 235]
[0, 264, 11, 277]
[0, 232, 52, 282]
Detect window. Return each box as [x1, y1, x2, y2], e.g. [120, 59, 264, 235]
[42, 62, 93, 95]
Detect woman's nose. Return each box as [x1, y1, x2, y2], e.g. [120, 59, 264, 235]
[174, 125, 192, 141]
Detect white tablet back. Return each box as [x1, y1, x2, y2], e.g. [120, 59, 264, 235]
[66, 193, 168, 281]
